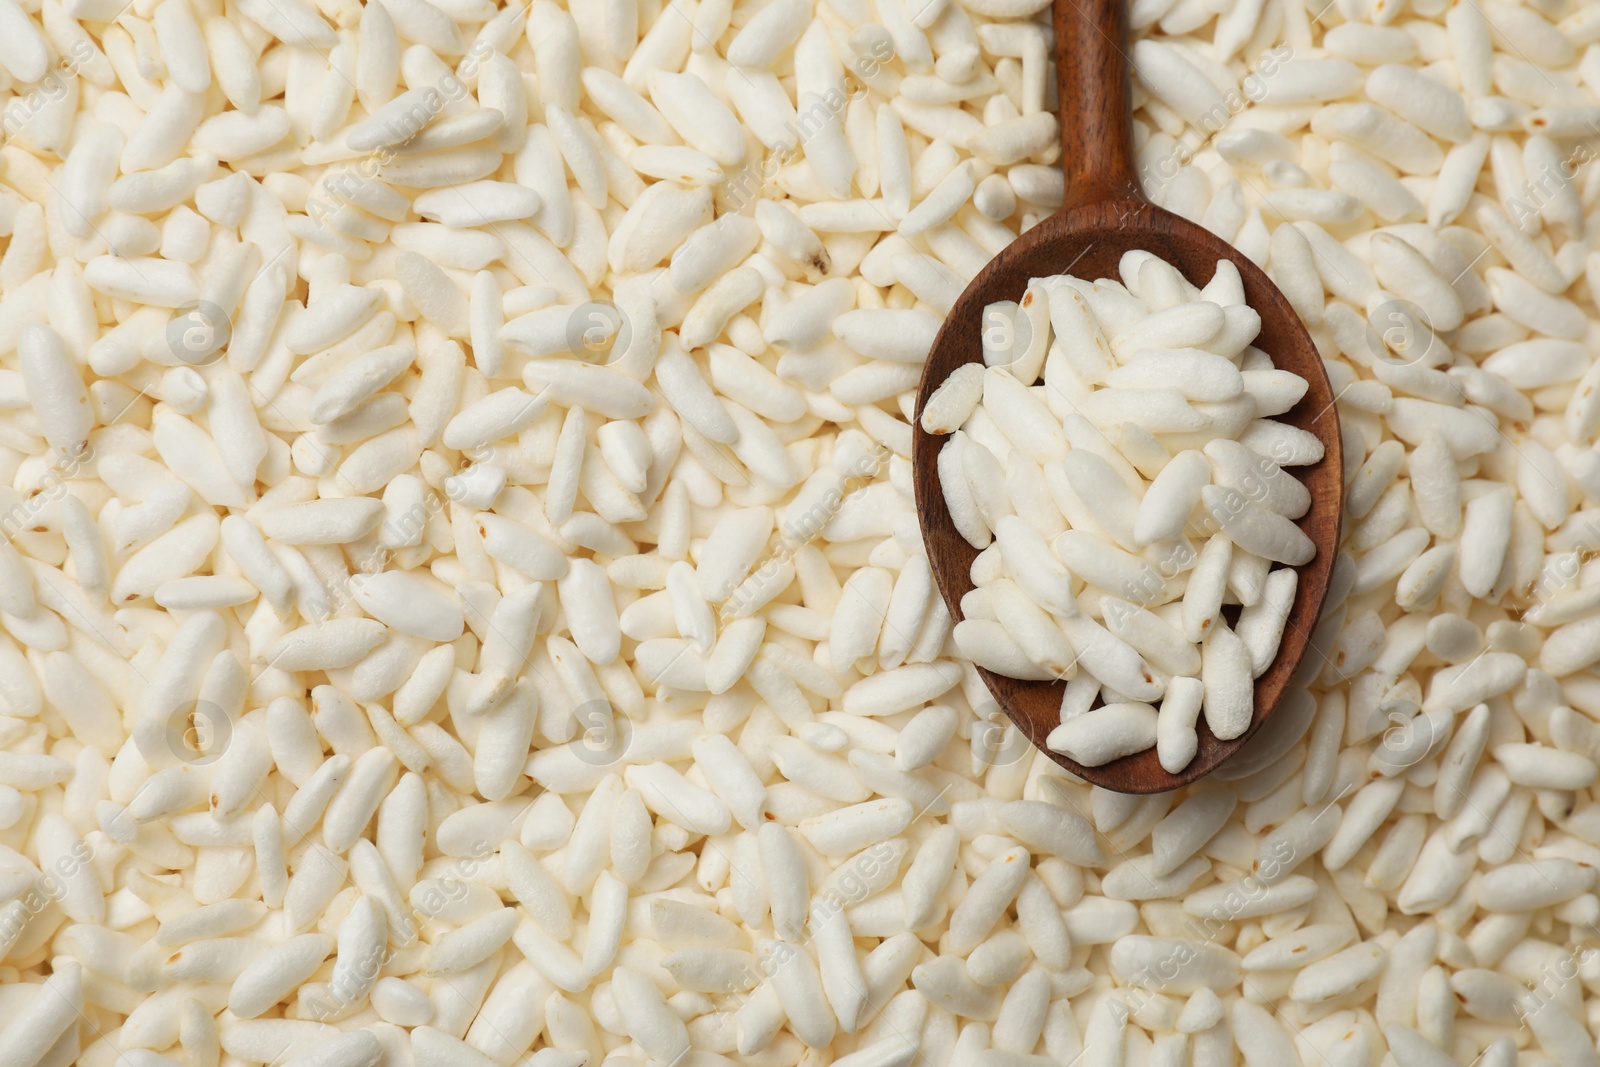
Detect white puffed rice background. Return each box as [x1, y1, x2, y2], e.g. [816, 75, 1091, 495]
[4, 0, 1600, 1064]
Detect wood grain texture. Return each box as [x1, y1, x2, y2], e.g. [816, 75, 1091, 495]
[1053, 0, 1139, 204]
[910, 0, 1344, 793]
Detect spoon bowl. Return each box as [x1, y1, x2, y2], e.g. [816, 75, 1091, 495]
[912, 0, 1344, 793]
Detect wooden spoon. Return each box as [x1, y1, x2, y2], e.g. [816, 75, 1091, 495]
[912, 0, 1344, 793]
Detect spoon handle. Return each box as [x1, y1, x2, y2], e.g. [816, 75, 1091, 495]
[1053, 0, 1141, 206]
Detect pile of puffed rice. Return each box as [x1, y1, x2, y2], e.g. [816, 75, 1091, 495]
[931, 252, 1317, 774]
[4, 0, 1600, 1065]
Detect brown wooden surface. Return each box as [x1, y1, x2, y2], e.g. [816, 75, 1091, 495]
[1053, 0, 1139, 204]
[910, 0, 1344, 793]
